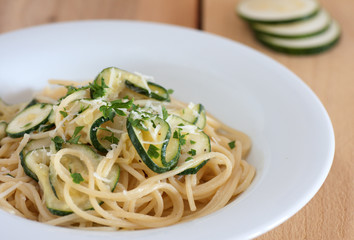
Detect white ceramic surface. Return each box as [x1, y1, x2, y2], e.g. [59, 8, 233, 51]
[0, 21, 334, 240]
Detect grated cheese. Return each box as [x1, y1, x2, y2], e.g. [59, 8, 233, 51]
[105, 126, 125, 134]
[177, 125, 201, 134]
[134, 72, 152, 94]
[93, 172, 112, 183]
[141, 139, 168, 145]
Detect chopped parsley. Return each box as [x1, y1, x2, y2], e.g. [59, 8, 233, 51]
[167, 89, 174, 95]
[190, 140, 196, 145]
[79, 104, 89, 114]
[151, 120, 157, 128]
[59, 85, 90, 101]
[179, 133, 188, 146]
[129, 118, 148, 131]
[162, 106, 168, 120]
[100, 98, 134, 121]
[59, 110, 68, 118]
[6, 173, 14, 178]
[185, 157, 193, 161]
[147, 144, 160, 159]
[173, 130, 179, 139]
[71, 173, 84, 184]
[99, 104, 116, 121]
[228, 140, 236, 149]
[52, 136, 65, 150]
[102, 132, 119, 145]
[65, 85, 79, 96]
[67, 126, 84, 144]
[89, 77, 109, 99]
[188, 149, 196, 156]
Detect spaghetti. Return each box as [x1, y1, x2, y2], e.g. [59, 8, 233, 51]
[0, 67, 255, 230]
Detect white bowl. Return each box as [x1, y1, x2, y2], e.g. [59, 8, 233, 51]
[0, 20, 334, 240]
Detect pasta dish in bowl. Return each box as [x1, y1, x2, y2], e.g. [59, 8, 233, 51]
[0, 67, 255, 230]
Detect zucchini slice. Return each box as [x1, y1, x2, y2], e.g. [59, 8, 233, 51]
[90, 114, 125, 154]
[20, 138, 52, 181]
[251, 9, 331, 38]
[167, 115, 211, 175]
[6, 103, 53, 138]
[38, 110, 55, 132]
[127, 112, 180, 173]
[125, 81, 170, 102]
[91, 67, 126, 100]
[175, 103, 206, 129]
[22, 148, 72, 215]
[48, 144, 120, 215]
[237, 0, 320, 24]
[256, 20, 340, 54]
[92, 67, 170, 101]
[0, 121, 7, 140]
[24, 99, 39, 109]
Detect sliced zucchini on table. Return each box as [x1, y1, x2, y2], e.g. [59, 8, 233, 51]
[237, 0, 320, 24]
[6, 103, 53, 138]
[167, 115, 211, 175]
[0, 121, 7, 140]
[127, 111, 180, 173]
[174, 103, 206, 129]
[20, 137, 52, 181]
[255, 20, 340, 54]
[251, 9, 331, 38]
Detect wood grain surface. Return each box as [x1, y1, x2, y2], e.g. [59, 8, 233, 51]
[0, 0, 352, 239]
[0, 0, 199, 33]
[203, 0, 354, 239]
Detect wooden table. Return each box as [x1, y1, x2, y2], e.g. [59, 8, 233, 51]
[0, 0, 352, 239]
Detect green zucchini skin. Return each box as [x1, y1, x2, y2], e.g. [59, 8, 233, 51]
[167, 115, 211, 175]
[6, 103, 53, 138]
[179, 159, 209, 175]
[255, 33, 340, 55]
[24, 99, 39, 109]
[47, 208, 73, 216]
[92, 67, 170, 102]
[176, 103, 206, 129]
[178, 130, 211, 175]
[20, 152, 39, 182]
[125, 80, 170, 102]
[236, 0, 320, 25]
[192, 104, 206, 129]
[90, 116, 111, 154]
[48, 144, 120, 215]
[22, 143, 120, 216]
[249, 9, 332, 39]
[0, 121, 7, 140]
[20, 138, 52, 181]
[251, 23, 330, 39]
[238, 9, 320, 24]
[126, 117, 176, 173]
